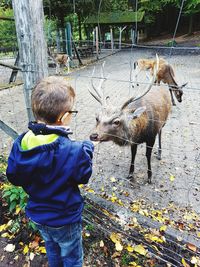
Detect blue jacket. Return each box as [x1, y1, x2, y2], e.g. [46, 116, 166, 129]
[6, 130, 94, 227]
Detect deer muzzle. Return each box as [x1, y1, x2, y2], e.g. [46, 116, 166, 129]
[90, 133, 99, 141]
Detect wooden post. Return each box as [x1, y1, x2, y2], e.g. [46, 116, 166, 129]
[12, 0, 48, 121]
[110, 28, 114, 53]
[118, 26, 127, 50]
[95, 26, 99, 60]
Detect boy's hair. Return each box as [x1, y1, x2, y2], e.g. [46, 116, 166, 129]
[32, 76, 75, 124]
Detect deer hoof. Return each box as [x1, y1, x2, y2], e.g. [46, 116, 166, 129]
[127, 173, 134, 180]
[148, 177, 152, 184]
[156, 155, 161, 160]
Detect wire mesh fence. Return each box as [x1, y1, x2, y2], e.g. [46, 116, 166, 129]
[0, 45, 200, 265]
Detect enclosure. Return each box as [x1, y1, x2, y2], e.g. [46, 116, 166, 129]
[0, 0, 200, 265]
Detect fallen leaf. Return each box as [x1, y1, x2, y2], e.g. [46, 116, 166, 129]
[126, 244, 134, 252]
[133, 244, 147, 256]
[187, 243, 197, 252]
[110, 232, 121, 244]
[100, 240, 104, 247]
[115, 241, 123, 251]
[23, 245, 29, 255]
[110, 177, 116, 182]
[30, 252, 35, 261]
[111, 252, 121, 259]
[182, 258, 190, 267]
[15, 206, 21, 215]
[29, 240, 39, 249]
[160, 225, 167, 232]
[37, 246, 46, 254]
[170, 174, 175, 182]
[4, 244, 15, 252]
[0, 224, 8, 232]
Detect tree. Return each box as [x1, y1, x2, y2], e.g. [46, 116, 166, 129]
[183, 0, 200, 34]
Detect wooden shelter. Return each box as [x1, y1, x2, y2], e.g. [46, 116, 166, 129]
[84, 11, 145, 45]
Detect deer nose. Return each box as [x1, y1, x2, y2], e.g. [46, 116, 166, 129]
[90, 133, 99, 141]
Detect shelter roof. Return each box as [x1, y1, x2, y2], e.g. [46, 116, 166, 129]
[85, 11, 145, 25]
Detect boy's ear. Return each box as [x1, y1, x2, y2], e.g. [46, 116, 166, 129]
[132, 106, 146, 119]
[60, 112, 70, 124]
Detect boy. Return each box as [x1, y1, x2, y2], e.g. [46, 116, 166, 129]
[6, 76, 94, 267]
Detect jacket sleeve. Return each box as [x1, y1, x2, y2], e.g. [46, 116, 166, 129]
[73, 141, 94, 184]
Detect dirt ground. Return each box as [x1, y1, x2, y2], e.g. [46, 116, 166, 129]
[0, 43, 200, 266]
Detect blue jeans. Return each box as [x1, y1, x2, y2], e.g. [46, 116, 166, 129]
[36, 222, 83, 267]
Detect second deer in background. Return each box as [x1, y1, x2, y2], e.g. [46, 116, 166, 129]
[133, 57, 187, 105]
[48, 48, 70, 75]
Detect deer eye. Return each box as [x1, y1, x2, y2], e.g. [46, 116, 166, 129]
[96, 117, 99, 123]
[113, 119, 120, 126]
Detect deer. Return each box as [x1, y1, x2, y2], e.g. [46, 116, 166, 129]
[133, 57, 187, 106]
[154, 63, 187, 106]
[89, 57, 172, 184]
[133, 57, 167, 87]
[48, 48, 70, 75]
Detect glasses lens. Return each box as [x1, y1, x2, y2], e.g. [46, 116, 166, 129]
[72, 113, 77, 118]
[71, 111, 78, 118]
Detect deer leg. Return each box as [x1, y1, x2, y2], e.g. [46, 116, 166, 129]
[157, 130, 162, 160]
[128, 144, 137, 179]
[146, 140, 155, 184]
[169, 88, 176, 106]
[56, 63, 60, 74]
[66, 62, 70, 74]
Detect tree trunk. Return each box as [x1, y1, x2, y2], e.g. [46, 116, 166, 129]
[188, 15, 193, 35]
[12, 0, 48, 121]
[78, 14, 82, 42]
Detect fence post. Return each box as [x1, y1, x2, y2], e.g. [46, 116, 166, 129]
[66, 22, 72, 57]
[110, 27, 114, 53]
[12, 0, 48, 121]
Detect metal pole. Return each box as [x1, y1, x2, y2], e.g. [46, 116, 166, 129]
[95, 26, 99, 60]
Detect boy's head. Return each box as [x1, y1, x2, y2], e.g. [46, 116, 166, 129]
[31, 76, 75, 125]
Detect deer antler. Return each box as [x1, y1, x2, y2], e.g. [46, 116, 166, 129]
[88, 62, 106, 105]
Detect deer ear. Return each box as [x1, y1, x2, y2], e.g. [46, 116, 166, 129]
[181, 82, 188, 88]
[132, 106, 146, 119]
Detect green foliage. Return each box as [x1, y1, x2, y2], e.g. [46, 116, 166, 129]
[85, 224, 94, 231]
[27, 220, 37, 232]
[0, 155, 7, 174]
[0, 7, 17, 48]
[167, 40, 177, 46]
[121, 253, 131, 265]
[138, 0, 162, 24]
[184, 0, 200, 15]
[2, 184, 27, 213]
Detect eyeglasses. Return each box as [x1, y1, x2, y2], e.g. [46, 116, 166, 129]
[58, 110, 78, 122]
